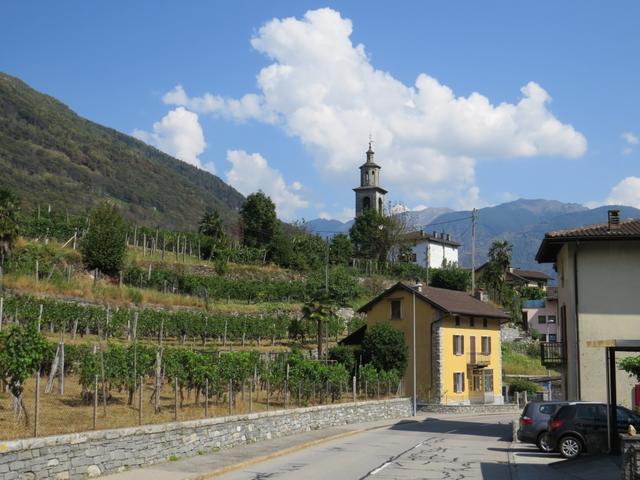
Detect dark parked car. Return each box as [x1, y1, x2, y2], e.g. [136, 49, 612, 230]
[517, 401, 570, 452]
[547, 403, 640, 459]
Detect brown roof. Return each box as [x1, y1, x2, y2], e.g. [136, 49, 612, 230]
[508, 268, 551, 281]
[357, 282, 509, 320]
[536, 218, 640, 263]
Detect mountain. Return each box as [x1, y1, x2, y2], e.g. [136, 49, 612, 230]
[399, 207, 454, 229]
[0, 72, 245, 230]
[421, 200, 640, 278]
[302, 218, 354, 238]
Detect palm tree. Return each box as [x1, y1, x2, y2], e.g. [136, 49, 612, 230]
[0, 189, 20, 257]
[483, 240, 513, 303]
[198, 208, 226, 242]
[302, 296, 336, 359]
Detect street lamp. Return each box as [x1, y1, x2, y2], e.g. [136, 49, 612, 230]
[412, 281, 423, 417]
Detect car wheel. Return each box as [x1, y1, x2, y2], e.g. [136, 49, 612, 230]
[537, 432, 554, 453]
[559, 436, 582, 459]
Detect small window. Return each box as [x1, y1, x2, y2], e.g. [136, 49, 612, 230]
[470, 317, 475, 327]
[538, 315, 547, 324]
[390, 300, 402, 320]
[548, 315, 557, 324]
[484, 369, 493, 392]
[453, 372, 465, 393]
[453, 335, 464, 355]
[483, 318, 488, 328]
[481, 336, 492, 355]
[455, 317, 461, 327]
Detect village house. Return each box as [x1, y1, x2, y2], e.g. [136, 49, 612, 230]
[536, 209, 640, 407]
[522, 286, 559, 342]
[400, 230, 460, 268]
[350, 282, 509, 405]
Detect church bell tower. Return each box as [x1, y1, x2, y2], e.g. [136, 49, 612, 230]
[353, 141, 387, 217]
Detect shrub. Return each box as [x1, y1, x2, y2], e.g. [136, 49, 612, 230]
[328, 345, 357, 375]
[362, 323, 408, 375]
[80, 203, 127, 276]
[507, 378, 539, 396]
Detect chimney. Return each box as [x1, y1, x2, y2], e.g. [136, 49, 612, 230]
[433, 231, 438, 238]
[414, 280, 423, 293]
[446, 234, 451, 241]
[608, 209, 620, 230]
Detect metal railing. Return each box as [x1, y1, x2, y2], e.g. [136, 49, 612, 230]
[540, 342, 566, 367]
[468, 352, 491, 366]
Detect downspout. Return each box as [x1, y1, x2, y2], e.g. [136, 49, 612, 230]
[573, 243, 581, 399]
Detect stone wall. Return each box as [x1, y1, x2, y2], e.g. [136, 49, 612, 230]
[419, 403, 521, 415]
[0, 398, 411, 479]
[622, 435, 640, 480]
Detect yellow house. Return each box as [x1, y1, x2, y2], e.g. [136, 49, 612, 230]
[357, 282, 510, 405]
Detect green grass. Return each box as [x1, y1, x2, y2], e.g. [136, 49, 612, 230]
[502, 343, 557, 375]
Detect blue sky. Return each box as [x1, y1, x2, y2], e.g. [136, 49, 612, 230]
[3, 1, 640, 221]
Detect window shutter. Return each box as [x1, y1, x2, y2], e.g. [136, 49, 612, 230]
[453, 373, 457, 392]
[461, 335, 465, 355]
[453, 336, 457, 354]
[488, 337, 492, 354]
[461, 372, 465, 392]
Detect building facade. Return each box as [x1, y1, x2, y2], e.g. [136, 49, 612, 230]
[522, 287, 559, 341]
[353, 142, 387, 216]
[536, 210, 640, 407]
[402, 231, 460, 268]
[357, 282, 509, 405]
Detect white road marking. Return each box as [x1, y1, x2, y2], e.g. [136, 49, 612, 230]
[370, 462, 390, 475]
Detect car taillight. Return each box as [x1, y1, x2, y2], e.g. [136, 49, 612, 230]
[549, 419, 563, 430]
[520, 416, 533, 426]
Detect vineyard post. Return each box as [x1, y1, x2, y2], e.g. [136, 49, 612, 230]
[285, 364, 289, 409]
[162, 234, 165, 262]
[249, 378, 253, 414]
[377, 379, 380, 400]
[99, 330, 107, 416]
[93, 375, 98, 430]
[138, 376, 143, 426]
[154, 228, 159, 255]
[72, 317, 78, 340]
[34, 370, 40, 438]
[35, 259, 39, 282]
[59, 333, 65, 395]
[94, 268, 98, 287]
[119, 271, 123, 288]
[204, 379, 209, 418]
[365, 379, 368, 401]
[0, 266, 3, 292]
[73, 229, 77, 250]
[143, 233, 146, 257]
[38, 304, 43, 332]
[173, 377, 178, 421]
[133, 226, 137, 247]
[352, 376, 356, 403]
[266, 378, 270, 411]
[223, 318, 228, 346]
[228, 380, 232, 415]
[0, 296, 4, 332]
[147, 264, 152, 282]
[154, 349, 161, 414]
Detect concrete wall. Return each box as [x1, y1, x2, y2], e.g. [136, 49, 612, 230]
[0, 398, 411, 480]
[557, 241, 640, 407]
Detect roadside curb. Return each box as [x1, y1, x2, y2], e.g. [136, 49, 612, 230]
[190, 420, 412, 479]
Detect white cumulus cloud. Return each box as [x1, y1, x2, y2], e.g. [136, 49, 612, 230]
[622, 132, 638, 155]
[133, 107, 208, 170]
[162, 8, 587, 208]
[225, 150, 308, 219]
[605, 177, 640, 208]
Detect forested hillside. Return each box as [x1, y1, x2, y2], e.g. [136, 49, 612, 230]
[0, 72, 244, 230]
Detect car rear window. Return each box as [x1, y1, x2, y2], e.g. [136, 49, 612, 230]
[539, 404, 558, 415]
[555, 405, 574, 419]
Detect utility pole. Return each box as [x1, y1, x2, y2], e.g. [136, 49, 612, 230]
[471, 208, 477, 293]
[325, 237, 329, 295]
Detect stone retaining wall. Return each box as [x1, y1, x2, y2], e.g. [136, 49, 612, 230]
[622, 434, 640, 480]
[419, 403, 521, 415]
[0, 398, 411, 479]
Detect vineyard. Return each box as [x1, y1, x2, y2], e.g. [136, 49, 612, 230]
[0, 319, 400, 440]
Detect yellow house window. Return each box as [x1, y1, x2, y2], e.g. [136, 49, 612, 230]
[453, 372, 465, 393]
[390, 299, 402, 320]
[453, 335, 464, 355]
[481, 336, 492, 355]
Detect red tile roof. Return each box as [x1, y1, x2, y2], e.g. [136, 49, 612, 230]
[536, 219, 640, 262]
[358, 282, 509, 320]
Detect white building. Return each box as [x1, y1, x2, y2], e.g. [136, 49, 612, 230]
[403, 231, 460, 268]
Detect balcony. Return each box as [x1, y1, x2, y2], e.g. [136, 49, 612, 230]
[540, 342, 566, 367]
[468, 352, 491, 367]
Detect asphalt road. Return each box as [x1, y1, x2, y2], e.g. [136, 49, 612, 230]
[216, 413, 516, 480]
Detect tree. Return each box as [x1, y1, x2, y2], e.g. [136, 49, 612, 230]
[350, 210, 407, 261]
[0, 189, 20, 257]
[619, 356, 640, 383]
[0, 322, 48, 426]
[80, 202, 127, 276]
[240, 191, 278, 248]
[302, 295, 336, 359]
[362, 323, 408, 375]
[429, 262, 471, 291]
[481, 239, 513, 302]
[330, 234, 353, 266]
[199, 208, 226, 243]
